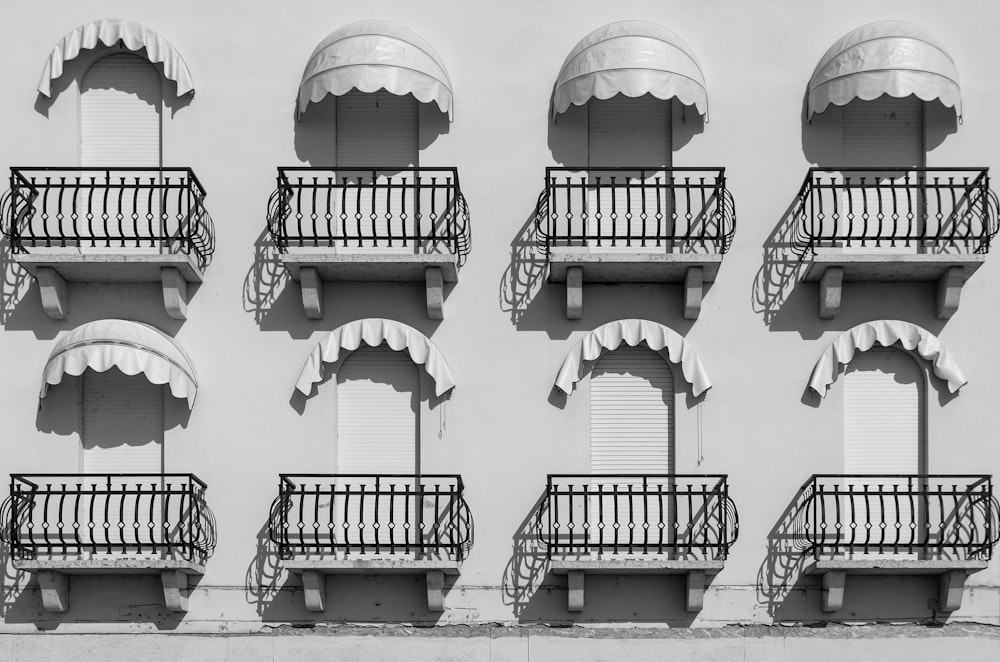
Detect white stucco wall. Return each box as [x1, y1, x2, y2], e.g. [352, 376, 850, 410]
[0, 0, 997, 653]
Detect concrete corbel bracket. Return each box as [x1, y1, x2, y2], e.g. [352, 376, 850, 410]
[938, 569, 969, 612]
[565, 266, 583, 320]
[300, 569, 327, 612]
[818, 267, 843, 319]
[161, 569, 190, 612]
[820, 570, 846, 613]
[161, 267, 189, 320]
[936, 266, 964, 319]
[37, 570, 69, 612]
[683, 266, 704, 320]
[426, 569, 447, 611]
[299, 267, 324, 320]
[426, 266, 444, 320]
[685, 569, 708, 612]
[566, 569, 585, 612]
[36, 267, 69, 320]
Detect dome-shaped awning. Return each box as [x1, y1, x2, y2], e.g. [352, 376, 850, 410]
[554, 319, 711, 396]
[295, 318, 455, 398]
[40, 320, 199, 409]
[807, 320, 967, 398]
[807, 20, 962, 120]
[552, 20, 708, 120]
[297, 20, 454, 120]
[37, 19, 195, 98]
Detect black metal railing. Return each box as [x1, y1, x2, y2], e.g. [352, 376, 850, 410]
[535, 167, 736, 256]
[539, 474, 738, 558]
[269, 167, 471, 263]
[794, 167, 999, 255]
[268, 474, 473, 560]
[1, 474, 216, 564]
[2, 168, 215, 269]
[802, 474, 998, 560]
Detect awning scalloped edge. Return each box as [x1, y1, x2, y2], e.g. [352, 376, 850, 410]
[554, 319, 711, 396]
[295, 318, 455, 398]
[807, 319, 967, 398]
[38, 18, 194, 98]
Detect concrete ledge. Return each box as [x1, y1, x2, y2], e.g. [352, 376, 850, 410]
[15, 252, 204, 283]
[17, 558, 204, 613]
[805, 559, 988, 613]
[285, 559, 461, 613]
[281, 253, 458, 283]
[550, 559, 724, 613]
[548, 251, 722, 283]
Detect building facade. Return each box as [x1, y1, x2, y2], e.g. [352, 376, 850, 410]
[0, 0, 997, 659]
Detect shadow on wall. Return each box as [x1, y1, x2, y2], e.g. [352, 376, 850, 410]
[499, 205, 549, 326]
[242, 201, 287, 326]
[245, 519, 286, 617]
[755, 479, 814, 619]
[750, 191, 811, 328]
[501, 490, 550, 619]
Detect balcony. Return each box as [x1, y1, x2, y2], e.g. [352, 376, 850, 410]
[535, 167, 735, 319]
[2, 168, 214, 320]
[269, 168, 471, 320]
[538, 474, 739, 612]
[795, 168, 999, 318]
[801, 474, 998, 612]
[1, 473, 216, 612]
[268, 474, 473, 611]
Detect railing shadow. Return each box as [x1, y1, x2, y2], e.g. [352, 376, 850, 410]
[751, 189, 811, 328]
[0, 191, 34, 323]
[244, 518, 286, 617]
[756, 479, 813, 618]
[499, 195, 549, 326]
[242, 190, 288, 325]
[501, 490, 550, 618]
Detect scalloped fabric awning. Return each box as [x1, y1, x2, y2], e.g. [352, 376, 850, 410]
[808, 320, 967, 398]
[40, 319, 199, 409]
[807, 20, 961, 120]
[297, 20, 454, 120]
[37, 19, 194, 98]
[554, 319, 711, 396]
[552, 20, 708, 120]
[295, 318, 455, 398]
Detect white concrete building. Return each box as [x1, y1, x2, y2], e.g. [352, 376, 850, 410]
[0, 1, 997, 659]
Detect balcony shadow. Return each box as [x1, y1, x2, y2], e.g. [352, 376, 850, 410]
[755, 478, 815, 620]
[501, 489, 550, 619]
[0, 237, 35, 328]
[242, 214, 288, 326]
[499, 206, 548, 327]
[245, 519, 286, 617]
[750, 191, 812, 331]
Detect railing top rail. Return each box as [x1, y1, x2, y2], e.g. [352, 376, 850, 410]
[548, 473, 729, 480]
[277, 166, 460, 175]
[807, 166, 990, 174]
[547, 166, 726, 174]
[11, 473, 208, 488]
[11, 166, 207, 196]
[810, 473, 992, 480]
[278, 473, 463, 479]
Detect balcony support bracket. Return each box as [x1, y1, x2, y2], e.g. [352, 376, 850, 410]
[37, 570, 69, 612]
[566, 569, 585, 612]
[936, 266, 964, 319]
[300, 569, 327, 612]
[684, 267, 704, 320]
[161, 267, 189, 320]
[939, 570, 968, 612]
[820, 570, 846, 612]
[686, 570, 707, 612]
[36, 267, 69, 320]
[819, 267, 843, 319]
[566, 266, 583, 320]
[300, 267, 324, 320]
[426, 570, 446, 611]
[426, 267, 444, 320]
[161, 569, 189, 612]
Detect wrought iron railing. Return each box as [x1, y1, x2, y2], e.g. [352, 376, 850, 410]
[539, 474, 738, 558]
[535, 167, 736, 256]
[794, 167, 999, 255]
[2, 168, 215, 269]
[268, 474, 473, 560]
[269, 167, 471, 263]
[802, 474, 998, 560]
[1, 474, 216, 564]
